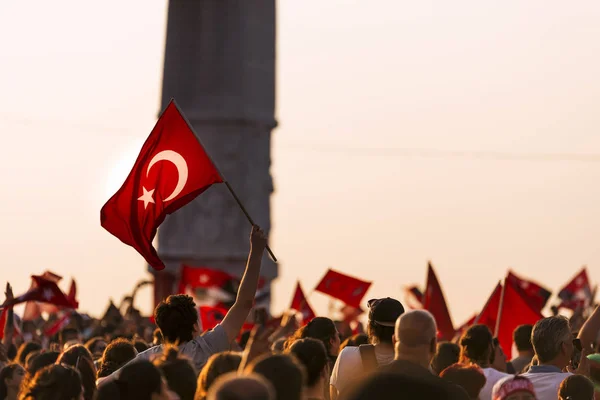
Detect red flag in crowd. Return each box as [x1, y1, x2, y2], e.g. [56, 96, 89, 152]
[405, 285, 424, 309]
[199, 306, 228, 331]
[101, 100, 224, 271]
[496, 278, 544, 358]
[315, 269, 371, 308]
[475, 282, 502, 333]
[67, 279, 77, 306]
[506, 271, 551, 312]
[0, 308, 21, 340]
[422, 263, 455, 341]
[179, 266, 235, 293]
[2, 276, 76, 309]
[558, 268, 593, 310]
[44, 312, 73, 337]
[290, 282, 316, 324]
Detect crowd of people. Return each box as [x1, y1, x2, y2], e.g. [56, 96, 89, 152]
[1, 227, 599, 400]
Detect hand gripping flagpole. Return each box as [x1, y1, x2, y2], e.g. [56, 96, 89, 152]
[172, 99, 277, 262]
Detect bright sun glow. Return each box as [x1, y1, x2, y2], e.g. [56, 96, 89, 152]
[104, 139, 145, 200]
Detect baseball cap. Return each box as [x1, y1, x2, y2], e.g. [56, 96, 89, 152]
[368, 298, 405, 327]
[493, 376, 535, 400]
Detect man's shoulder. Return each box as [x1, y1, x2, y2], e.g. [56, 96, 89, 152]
[337, 346, 361, 363]
[136, 345, 163, 360]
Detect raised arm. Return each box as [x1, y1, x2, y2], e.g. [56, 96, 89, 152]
[2, 283, 14, 348]
[220, 225, 267, 343]
[578, 305, 600, 351]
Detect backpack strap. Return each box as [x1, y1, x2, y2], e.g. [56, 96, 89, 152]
[358, 344, 378, 372]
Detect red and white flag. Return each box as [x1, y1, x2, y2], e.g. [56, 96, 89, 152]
[179, 266, 235, 292]
[422, 263, 454, 341]
[315, 269, 371, 308]
[3, 275, 76, 309]
[558, 268, 593, 310]
[290, 282, 316, 325]
[101, 100, 224, 271]
[506, 271, 551, 312]
[44, 312, 73, 337]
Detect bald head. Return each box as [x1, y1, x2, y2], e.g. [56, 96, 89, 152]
[395, 310, 437, 347]
[208, 373, 276, 400]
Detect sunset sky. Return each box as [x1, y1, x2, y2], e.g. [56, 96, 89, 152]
[1, 1, 600, 325]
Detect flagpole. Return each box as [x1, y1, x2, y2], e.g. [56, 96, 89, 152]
[171, 99, 277, 262]
[494, 278, 507, 338]
[473, 280, 502, 325]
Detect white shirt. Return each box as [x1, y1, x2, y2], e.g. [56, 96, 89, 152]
[330, 345, 395, 395]
[479, 368, 511, 400]
[521, 369, 572, 400]
[135, 325, 230, 373]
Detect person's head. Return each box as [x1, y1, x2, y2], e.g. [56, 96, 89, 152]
[153, 346, 196, 400]
[492, 375, 536, 400]
[286, 339, 328, 389]
[97, 338, 138, 378]
[57, 346, 96, 400]
[0, 364, 25, 398]
[366, 298, 405, 345]
[287, 317, 340, 358]
[339, 333, 369, 352]
[16, 342, 42, 367]
[431, 342, 460, 375]
[393, 310, 437, 365]
[246, 354, 306, 400]
[22, 351, 60, 390]
[206, 372, 275, 400]
[84, 337, 107, 360]
[18, 364, 83, 400]
[531, 316, 573, 368]
[155, 294, 199, 344]
[59, 328, 81, 347]
[114, 360, 170, 400]
[559, 375, 594, 400]
[134, 340, 150, 354]
[440, 363, 486, 399]
[197, 352, 242, 399]
[270, 338, 286, 353]
[513, 325, 534, 354]
[460, 325, 494, 367]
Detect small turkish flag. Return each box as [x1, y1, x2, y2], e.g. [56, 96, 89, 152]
[290, 282, 316, 324]
[101, 100, 224, 271]
[199, 305, 228, 331]
[179, 266, 235, 292]
[506, 271, 551, 312]
[558, 267, 593, 310]
[315, 269, 371, 308]
[2, 276, 75, 309]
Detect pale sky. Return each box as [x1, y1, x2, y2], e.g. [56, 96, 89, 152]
[1, 1, 600, 326]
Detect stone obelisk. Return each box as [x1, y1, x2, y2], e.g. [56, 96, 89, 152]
[152, 0, 277, 308]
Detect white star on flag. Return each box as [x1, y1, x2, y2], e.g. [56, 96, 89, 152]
[138, 187, 155, 209]
[199, 274, 209, 285]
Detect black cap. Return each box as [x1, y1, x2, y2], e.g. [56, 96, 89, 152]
[368, 298, 405, 327]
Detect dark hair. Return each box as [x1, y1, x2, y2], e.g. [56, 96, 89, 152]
[22, 351, 60, 390]
[197, 352, 242, 399]
[287, 338, 328, 387]
[460, 325, 493, 366]
[97, 338, 137, 378]
[559, 374, 594, 400]
[239, 330, 252, 350]
[367, 321, 395, 345]
[207, 373, 275, 400]
[18, 364, 82, 400]
[513, 325, 534, 352]
[440, 363, 487, 399]
[16, 342, 42, 367]
[286, 317, 337, 357]
[133, 340, 149, 354]
[532, 316, 571, 363]
[343, 371, 456, 400]
[0, 364, 22, 399]
[57, 345, 96, 400]
[115, 360, 164, 400]
[59, 328, 79, 345]
[85, 337, 107, 357]
[155, 294, 198, 343]
[431, 342, 461, 375]
[153, 346, 197, 400]
[96, 380, 120, 400]
[247, 354, 306, 400]
[340, 334, 369, 352]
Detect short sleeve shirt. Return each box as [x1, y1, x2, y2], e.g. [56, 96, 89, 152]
[330, 346, 395, 395]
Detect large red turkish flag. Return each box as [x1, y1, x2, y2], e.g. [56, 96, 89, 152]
[422, 263, 454, 341]
[315, 269, 371, 308]
[290, 282, 316, 325]
[101, 100, 223, 270]
[506, 271, 551, 312]
[496, 279, 544, 358]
